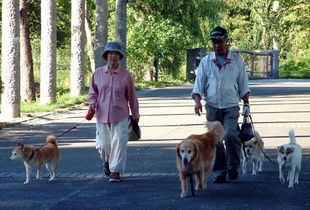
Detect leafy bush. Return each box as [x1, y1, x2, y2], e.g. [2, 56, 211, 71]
[280, 51, 310, 79]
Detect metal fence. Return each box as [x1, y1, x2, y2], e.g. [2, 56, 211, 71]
[186, 48, 279, 80]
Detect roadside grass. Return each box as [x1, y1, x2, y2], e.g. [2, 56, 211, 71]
[0, 122, 16, 129]
[21, 91, 88, 114]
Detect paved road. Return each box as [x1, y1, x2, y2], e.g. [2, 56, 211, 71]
[0, 79, 310, 209]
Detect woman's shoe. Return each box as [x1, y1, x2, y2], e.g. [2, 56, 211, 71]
[103, 162, 111, 177]
[109, 172, 120, 182]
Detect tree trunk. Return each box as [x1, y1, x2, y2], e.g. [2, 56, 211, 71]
[85, 1, 95, 73]
[95, 0, 108, 69]
[20, 0, 36, 101]
[116, 0, 127, 68]
[1, 0, 20, 118]
[40, 0, 57, 104]
[70, 0, 85, 97]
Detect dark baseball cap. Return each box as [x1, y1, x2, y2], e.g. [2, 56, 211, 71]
[210, 26, 228, 40]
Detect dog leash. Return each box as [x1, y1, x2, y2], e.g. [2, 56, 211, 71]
[57, 119, 87, 138]
[242, 116, 277, 166]
[258, 143, 277, 166]
[249, 116, 277, 166]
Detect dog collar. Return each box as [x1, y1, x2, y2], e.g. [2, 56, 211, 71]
[28, 149, 35, 161]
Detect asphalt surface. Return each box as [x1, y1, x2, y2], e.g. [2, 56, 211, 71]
[0, 79, 310, 210]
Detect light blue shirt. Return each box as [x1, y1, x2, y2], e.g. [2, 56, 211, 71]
[192, 50, 250, 109]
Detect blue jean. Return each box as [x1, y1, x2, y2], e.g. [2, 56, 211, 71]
[205, 104, 241, 176]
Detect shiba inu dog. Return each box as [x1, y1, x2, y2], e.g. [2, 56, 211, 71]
[10, 135, 61, 184]
[277, 129, 302, 188]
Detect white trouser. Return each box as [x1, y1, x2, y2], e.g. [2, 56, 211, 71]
[96, 117, 129, 174]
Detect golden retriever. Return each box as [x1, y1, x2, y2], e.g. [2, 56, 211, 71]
[176, 121, 225, 197]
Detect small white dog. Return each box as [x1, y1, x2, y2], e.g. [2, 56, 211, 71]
[277, 129, 302, 188]
[242, 130, 264, 175]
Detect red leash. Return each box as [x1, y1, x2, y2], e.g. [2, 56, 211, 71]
[56, 119, 87, 138]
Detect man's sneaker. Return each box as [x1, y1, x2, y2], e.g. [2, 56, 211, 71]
[213, 175, 227, 183]
[109, 172, 120, 182]
[103, 162, 111, 177]
[228, 169, 238, 180]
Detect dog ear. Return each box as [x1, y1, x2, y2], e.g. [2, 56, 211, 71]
[176, 143, 181, 159]
[191, 143, 198, 161]
[277, 146, 284, 154]
[253, 139, 258, 145]
[287, 147, 295, 154]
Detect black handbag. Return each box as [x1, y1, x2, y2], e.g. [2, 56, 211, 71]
[240, 115, 255, 142]
[128, 115, 141, 141]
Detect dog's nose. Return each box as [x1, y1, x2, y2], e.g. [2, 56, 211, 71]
[183, 158, 188, 164]
[284, 156, 287, 161]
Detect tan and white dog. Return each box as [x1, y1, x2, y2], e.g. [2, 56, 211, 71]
[242, 130, 264, 175]
[176, 121, 225, 198]
[10, 135, 61, 184]
[277, 129, 302, 188]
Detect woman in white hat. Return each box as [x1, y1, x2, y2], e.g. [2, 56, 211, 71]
[88, 41, 140, 182]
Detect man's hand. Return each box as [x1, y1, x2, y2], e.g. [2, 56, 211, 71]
[194, 94, 202, 116]
[195, 101, 203, 116]
[242, 103, 250, 116]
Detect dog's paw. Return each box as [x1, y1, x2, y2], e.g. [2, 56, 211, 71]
[49, 177, 54, 182]
[195, 184, 205, 191]
[288, 184, 293, 188]
[23, 181, 29, 184]
[181, 192, 189, 198]
[280, 178, 285, 184]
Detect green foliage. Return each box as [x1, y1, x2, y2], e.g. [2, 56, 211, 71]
[223, 0, 310, 78]
[56, 0, 72, 46]
[280, 50, 310, 79]
[26, 0, 72, 46]
[126, 0, 226, 81]
[0, 76, 2, 94]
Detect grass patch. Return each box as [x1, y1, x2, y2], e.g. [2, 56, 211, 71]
[21, 94, 88, 113]
[0, 122, 16, 129]
[21, 91, 88, 113]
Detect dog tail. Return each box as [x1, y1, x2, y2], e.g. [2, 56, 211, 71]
[289, 129, 296, 144]
[206, 121, 225, 143]
[46, 135, 57, 144]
